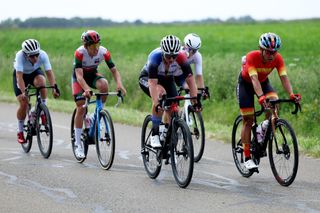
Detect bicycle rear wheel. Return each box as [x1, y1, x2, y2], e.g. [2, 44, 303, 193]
[36, 103, 53, 158]
[188, 110, 205, 162]
[95, 109, 115, 170]
[170, 118, 194, 188]
[231, 115, 254, 178]
[141, 115, 162, 179]
[268, 118, 299, 186]
[22, 119, 33, 153]
[71, 108, 89, 163]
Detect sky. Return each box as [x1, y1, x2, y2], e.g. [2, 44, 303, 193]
[1, 0, 319, 23]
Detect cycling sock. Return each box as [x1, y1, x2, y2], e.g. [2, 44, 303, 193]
[18, 120, 24, 132]
[151, 115, 161, 135]
[75, 128, 82, 146]
[243, 143, 251, 160]
[41, 99, 47, 105]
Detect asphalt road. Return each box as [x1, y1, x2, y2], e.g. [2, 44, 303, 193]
[0, 102, 319, 213]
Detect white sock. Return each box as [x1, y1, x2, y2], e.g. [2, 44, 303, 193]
[18, 120, 24, 132]
[41, 99, 47, 105]
[75, 128, 82, 146]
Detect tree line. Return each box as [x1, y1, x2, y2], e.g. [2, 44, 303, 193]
[0, 16, 259, 28]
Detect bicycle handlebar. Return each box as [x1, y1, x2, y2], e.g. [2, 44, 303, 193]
[156, 94, 200, 112]
[82, 90, 123, 108]
[255, 98, 301, 116]
[178, 86, 210, 99]
[25, 84, 56, 97]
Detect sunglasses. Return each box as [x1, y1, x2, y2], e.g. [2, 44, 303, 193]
[264, 49, 277, 55]
[28, 53, 40, 58]
[187, 48, 198, 54]
[164, 53, 178, 59]
[87, 42, 101, 50]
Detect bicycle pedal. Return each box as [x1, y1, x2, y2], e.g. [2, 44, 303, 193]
[250, 168, 259, 173]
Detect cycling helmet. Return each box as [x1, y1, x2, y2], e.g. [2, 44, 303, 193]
[21, 39, 40, 56]
[160, 35, 181, 55]
[81, 30, 101, 45]
[259, 32, 281, 51]
[184, 33, 201, 50]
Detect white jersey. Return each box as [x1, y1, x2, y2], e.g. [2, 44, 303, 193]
[187, 51, 203, 75]
[13, 50, 52, 74]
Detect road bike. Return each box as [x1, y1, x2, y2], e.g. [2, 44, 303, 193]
[178, 86, 209, 162]
[232, 99, 301, 186]
[70, 91, 123, 170]
[22, 85, 55, 158]
[141, 94, 197, 188]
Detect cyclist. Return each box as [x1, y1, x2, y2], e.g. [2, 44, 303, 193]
[13, 39, 60, 144]
[176, 33, 205, 88]
[236, 32, 301, 169]
[139, 35, 198, 148]
[72, 30, 126, 158]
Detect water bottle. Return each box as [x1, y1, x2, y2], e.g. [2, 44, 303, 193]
[256, 120, 269, 143]
[85, 113, 94, 129]
[29, 107, 36, 124]
[159, 123, 168, 142]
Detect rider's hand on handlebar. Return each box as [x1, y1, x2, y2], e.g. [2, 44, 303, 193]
[258, 95, 268, 109]
[83, 89, 92, 98]
[290, 93, 301, 103]
[52, 84, 60, 98]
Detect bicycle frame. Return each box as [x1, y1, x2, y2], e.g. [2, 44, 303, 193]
[83, 91, 123, 143]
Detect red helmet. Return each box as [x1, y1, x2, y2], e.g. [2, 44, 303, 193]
[81, 30, 101, 45]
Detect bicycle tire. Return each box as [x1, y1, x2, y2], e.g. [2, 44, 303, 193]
[189, 110, 205, 162]
[95, 109, 115, 170]
[21, 119, 33, 153]
[170, 118, 194, 188]
[36, 103, 53, 158]
[141, 115, 162, 179]
[231, 115, 254, 178]
[70, 108, 89, 163]
[268, 118, 299, 186]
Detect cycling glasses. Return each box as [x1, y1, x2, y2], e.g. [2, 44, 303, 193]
[187, 47, 198, 54]
[264, 49, 277, 55]
[164, 53, 178, 60]
[28, 53, 40, 58]
[88, 42, 101, 50]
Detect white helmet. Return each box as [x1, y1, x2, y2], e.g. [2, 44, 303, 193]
[22, 39, 40, 56]
[160, 35, 181, 55]
[184, 33, 201, 50]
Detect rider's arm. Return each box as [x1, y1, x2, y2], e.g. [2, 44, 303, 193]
[16, 71, 26, 94]
[75, 68, 91, 92]
[110, 67, 126, 95]
[185, 74, 197, 99]
[45, 70, 57, 86]
[194, 52, 204, 88]
[280, 75, 294, 96]
[148, 78, 159, 106]
[250, 74, 264, 97]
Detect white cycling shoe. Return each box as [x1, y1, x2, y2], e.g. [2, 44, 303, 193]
[75, 144, 85, 158]
[150, 135, 162, 148]
[244, 159, 258, 170]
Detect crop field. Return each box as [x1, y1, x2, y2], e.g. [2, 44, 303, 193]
[0, 20, 319, 155]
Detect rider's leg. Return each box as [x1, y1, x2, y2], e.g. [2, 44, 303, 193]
[242, 115, 254, 161]
[95, 78, 108, 103]
[34, 74, 47, 105]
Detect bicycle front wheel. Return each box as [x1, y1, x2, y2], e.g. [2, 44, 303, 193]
[188, 110, 205, 162]
[170, 118, 194, 188]
[231, 115, 254, 178]
[95, 109, 115, 170]
[36, 103, 53, 158]
[268, 118, 299, 186]
[141, 115, 162, 179]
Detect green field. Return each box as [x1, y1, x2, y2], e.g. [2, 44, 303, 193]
[0, 20, 319, 156]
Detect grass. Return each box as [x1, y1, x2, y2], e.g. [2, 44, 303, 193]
[0, 20, 319, 157]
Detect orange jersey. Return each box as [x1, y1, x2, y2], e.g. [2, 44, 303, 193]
[241, 50, 287, 83]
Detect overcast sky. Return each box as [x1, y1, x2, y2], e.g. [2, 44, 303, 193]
[1, 0, 319, 22]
